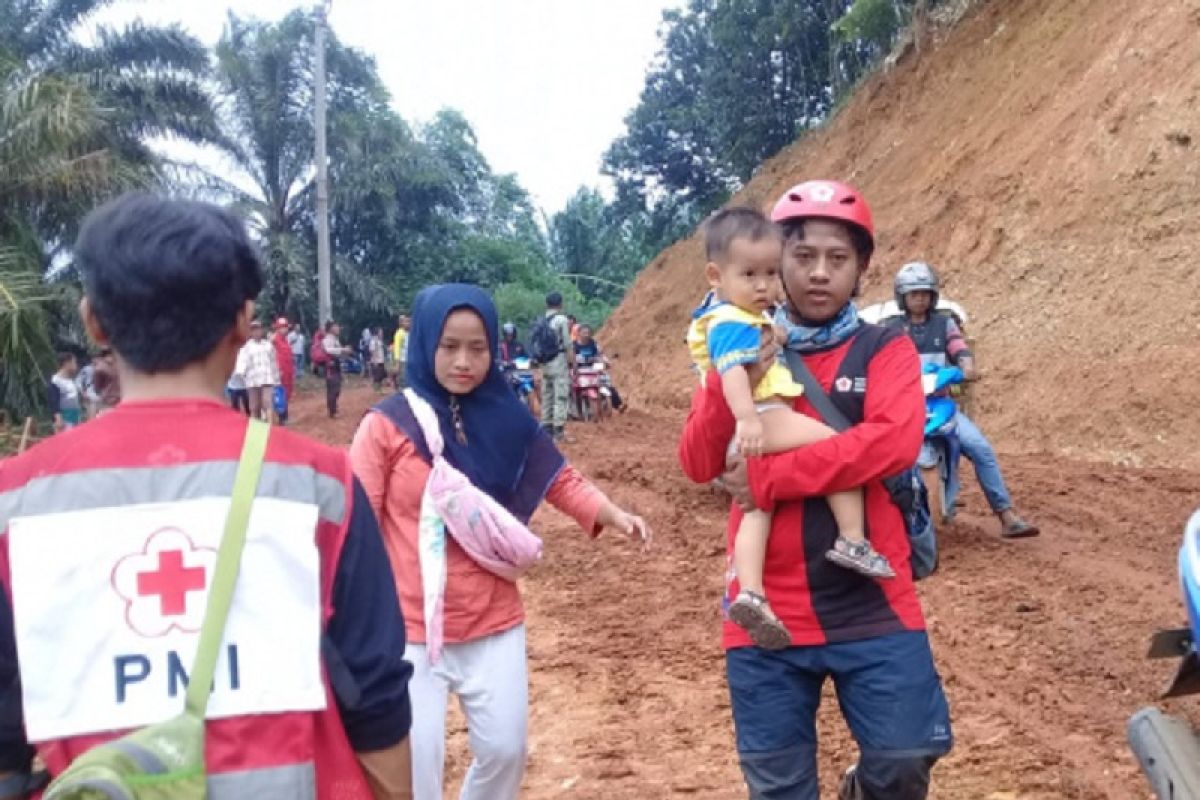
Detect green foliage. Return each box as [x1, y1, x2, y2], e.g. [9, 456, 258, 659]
[591, 0, 929, 270]
[0, 0, 220, 419]
[0, 244, 59, 419]
[833, 0, 904, 48]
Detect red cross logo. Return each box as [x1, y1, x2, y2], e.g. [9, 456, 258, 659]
[112, 528, 216, 638]
[136, 550, 207, 617]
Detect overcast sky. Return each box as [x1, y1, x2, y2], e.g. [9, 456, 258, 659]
[94, 0, 680, 214]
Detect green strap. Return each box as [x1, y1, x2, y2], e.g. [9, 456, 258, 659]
[185, 419, 270, 718]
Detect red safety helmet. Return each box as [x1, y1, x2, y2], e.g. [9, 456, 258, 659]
[770, 180, 875, 247]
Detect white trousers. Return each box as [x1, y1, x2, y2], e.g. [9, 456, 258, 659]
[406, 624, 528, 800]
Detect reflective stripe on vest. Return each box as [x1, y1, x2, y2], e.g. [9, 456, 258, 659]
[0, 460, 347, 527]
[210, 761, 316, 799]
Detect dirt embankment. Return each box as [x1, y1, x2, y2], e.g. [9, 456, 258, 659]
[603, 0, 1200, 470]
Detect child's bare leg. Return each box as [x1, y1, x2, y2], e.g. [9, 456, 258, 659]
[733, 509, 771, 596]
[827, 490, 865, 543]
[756, 404, 895, 579]
[759, 403, 837, 452]
[758, 404, 867, 542]
[728, 508, 792, 650]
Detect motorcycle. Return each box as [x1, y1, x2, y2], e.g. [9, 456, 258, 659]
[919, 363, 965, 527]
[507, 356, 540, 417]
[1129, 509, 1200, 798]
[572, 361, 612, 423]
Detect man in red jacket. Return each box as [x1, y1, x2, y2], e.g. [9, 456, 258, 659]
[272, 316, 296, 423]
[679, 181, 952, 800]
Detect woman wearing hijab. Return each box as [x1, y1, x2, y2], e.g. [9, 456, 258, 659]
[350, 284, 650, 800]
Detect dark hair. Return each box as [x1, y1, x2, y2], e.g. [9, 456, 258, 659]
[75, 193, 263, 373]
[703, 207, 781, 263]
[57, 351, 76, 368]
[545, 292, 563, 308]
[779, 218, 874, 264]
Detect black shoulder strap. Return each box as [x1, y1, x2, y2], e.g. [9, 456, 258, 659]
[784, 348, 851, 433]
[782, 324, 901, 433]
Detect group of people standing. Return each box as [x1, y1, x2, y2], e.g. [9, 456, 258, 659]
[3, 180, 1041, 800]
[226, 317, 294, 424]
[46, 348, 119, 432]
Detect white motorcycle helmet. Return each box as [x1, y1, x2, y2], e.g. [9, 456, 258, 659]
[894, 261, 940, 312]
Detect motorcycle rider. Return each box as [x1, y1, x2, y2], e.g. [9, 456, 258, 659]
[888, 262, 1040, 539]
[574, 325, 625, 413]
[499, 322, 528, 366]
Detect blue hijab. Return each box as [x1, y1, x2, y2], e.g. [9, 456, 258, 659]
[378, 284, 564, 521]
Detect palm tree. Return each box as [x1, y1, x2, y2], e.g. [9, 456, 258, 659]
[0, 0, 220, 421]
[215, 10, 399, 324]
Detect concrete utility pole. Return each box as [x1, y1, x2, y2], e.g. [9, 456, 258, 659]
[314, 1, 332, 326]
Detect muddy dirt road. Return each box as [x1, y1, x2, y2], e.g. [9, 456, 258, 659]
[295, 380, 1195, 799]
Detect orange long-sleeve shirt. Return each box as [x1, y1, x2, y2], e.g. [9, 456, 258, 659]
[350, 411, 605, 644]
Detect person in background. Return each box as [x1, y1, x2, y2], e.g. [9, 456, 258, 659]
[568, 314, 581, 345]
[90, 348, 120, 416]
[241, 320, 279, 423]
[536, 293, 574, 442]
[369, 327, 387, 392]
[272, 317, 295, 425]
[887, 262, 1039, 539]
[289, 324, 306, 374]
[573, 325, 626, 413]
[360, 327, 373, 375]
[312, 325, 327, 376]
[392, 314, 411, 390]
[47, 352, 81, 432]
[499, 322, 527, 366]
[75, 355, 98, 420]
[227, 357, 250, 416]
[324, 321, 350, 418]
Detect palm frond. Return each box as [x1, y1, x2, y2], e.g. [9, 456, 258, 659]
[14, 0, 112, 61]
[0, 245, 59, 419]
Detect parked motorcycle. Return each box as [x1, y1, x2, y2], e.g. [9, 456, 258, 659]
[919, 363, 965, 527]
[572, 361, 612, 423]
[507, 356, 540, 417]
[1129, 509, 1200, 798]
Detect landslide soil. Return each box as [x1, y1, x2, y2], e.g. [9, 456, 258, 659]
[601, 0, 1200, 471]
[287, 2, 1200, 796]
[298, 382, 1193, 799]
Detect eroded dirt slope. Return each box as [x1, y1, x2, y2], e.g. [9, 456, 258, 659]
[603, 0, 1200, 469]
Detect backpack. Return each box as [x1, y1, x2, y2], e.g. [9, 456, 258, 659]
[529, 315, 563, 365]
[310, 336, 329, 366]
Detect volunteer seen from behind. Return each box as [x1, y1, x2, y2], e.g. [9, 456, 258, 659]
[350, 283, 649, 800]
[0, 193, 414, 799]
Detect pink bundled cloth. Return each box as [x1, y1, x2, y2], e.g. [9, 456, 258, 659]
[404, 389, 543, 662]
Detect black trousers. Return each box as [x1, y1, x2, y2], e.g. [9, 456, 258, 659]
[326, 369, 342, 416]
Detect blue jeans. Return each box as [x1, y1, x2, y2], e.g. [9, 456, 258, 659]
[955, 412, 1012, 513]
[293, 353, 304, 373]
[727, 631, 952, 800]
